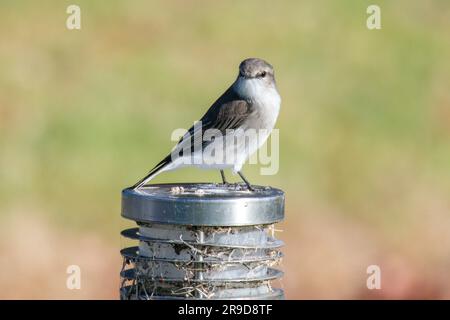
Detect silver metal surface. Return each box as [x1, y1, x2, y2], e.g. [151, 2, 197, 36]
[120, 183, 285, 300]
[121, 183, 285, 226]
[121, 246, 283, 264]
[121, 228, 284, 249]
[120, 268, 284, 283]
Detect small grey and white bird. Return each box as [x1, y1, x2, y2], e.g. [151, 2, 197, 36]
[132, 58, 281, 190]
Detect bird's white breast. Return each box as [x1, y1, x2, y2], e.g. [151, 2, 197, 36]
[233, 78, 281, 130]
[230, 77, 281, 172]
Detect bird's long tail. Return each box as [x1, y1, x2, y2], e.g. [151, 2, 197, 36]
[131, 155, 171, 190]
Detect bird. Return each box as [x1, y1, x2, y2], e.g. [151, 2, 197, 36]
[131, 58, 281, 191]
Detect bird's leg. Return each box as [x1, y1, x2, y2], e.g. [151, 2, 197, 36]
[220, 170, 228, 184]
[237, 171, 255, 191]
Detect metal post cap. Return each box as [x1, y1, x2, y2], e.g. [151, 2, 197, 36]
[121, 183, 285, 226]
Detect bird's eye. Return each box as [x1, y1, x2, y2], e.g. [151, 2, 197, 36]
[260, 71, 266, 78]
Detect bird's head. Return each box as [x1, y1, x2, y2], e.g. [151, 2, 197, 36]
[238, 58, 275, 84]
[234, 58, 278, 100]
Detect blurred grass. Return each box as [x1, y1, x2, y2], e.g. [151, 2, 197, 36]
[0, 0, 450, 298]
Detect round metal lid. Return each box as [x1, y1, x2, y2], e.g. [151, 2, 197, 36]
[121, 183, 285, 226]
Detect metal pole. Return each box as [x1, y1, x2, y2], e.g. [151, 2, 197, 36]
[120, 183, 285, 300]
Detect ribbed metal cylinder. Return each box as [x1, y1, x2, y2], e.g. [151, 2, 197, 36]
[120, 183, 285, 300]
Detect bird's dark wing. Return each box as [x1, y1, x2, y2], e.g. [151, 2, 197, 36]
[175, 86, 253, 153]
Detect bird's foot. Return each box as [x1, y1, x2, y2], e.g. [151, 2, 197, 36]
[246, 184, 255, 192]
[237, 171, 255, 192]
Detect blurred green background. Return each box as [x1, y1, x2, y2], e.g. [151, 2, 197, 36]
[1, 0, 450, 299]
